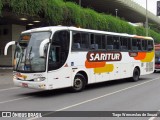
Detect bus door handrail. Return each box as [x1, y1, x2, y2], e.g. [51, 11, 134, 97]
[4, 41, 16, 55]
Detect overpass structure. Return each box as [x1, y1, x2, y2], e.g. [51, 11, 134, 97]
[80, 0, 160, 26]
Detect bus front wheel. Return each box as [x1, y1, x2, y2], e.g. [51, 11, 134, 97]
[132, 68, 140, 82]
[71, 73, 86, 92]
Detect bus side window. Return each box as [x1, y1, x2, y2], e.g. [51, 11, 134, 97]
[132, 39, 142, 51]
[49, 30, 70, 71]
[94, 34, 105, 50]
[49, 46, 59, 62]
[72, 32, 89, 50]
[137, 39, 142, 51]
[106, 36, 114, 50]
[94, 34, 100, 50]
[90, 34, 96, 49]
[102, 35, 106, 49]
[48, 46, 60, 70]
[142, 40, 147, 51]
[148, 40, 153, 51]
[72, 32, 81, 50]
[132, 39, 138, 51]
[120, 37, 128, 51]
[113, 36, 120, 50]
[81, 33, 89, 49]
[128, 38, 132, 51]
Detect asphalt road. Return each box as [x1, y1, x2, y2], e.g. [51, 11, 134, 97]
[0, 69, 160, 120]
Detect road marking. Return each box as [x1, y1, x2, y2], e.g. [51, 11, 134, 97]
[28, 77, 160, 120]
[148, 110, 160, 120]
[0, 96, 30, 104]
[57, 77, 160, 112]
[0, 87, 20, 92]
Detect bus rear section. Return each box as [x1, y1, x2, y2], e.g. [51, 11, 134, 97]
[155, 44, 160, 72]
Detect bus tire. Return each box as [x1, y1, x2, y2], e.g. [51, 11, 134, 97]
[71, 73, 86, 92]
[131, 67, 140, 82]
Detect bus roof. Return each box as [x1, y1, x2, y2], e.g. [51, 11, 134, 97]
[22, 26, 153, 40]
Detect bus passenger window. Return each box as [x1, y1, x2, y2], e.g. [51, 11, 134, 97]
[49, 30, 70, 71]
[106, 36, 114, 50]
[132, 39, 138, 51]
[142, 40, 147, 51]
[94, 35, 105, 50]
[49, 46, 57, 62]
[137, 39, 142, 50]
[120, 37, 128, 51]
[72, 32, 89, 50]
[73, 33, 81, 49]
[148, 40, 153, 51]
[132, 39, 142, 51]
[81, 33, 89, 49]
[113, 36, 120, 50]
[102, 35, 106, 49]
[90, 34, 98, 50]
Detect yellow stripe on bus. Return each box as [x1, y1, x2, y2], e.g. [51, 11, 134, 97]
[94, 64, 114, 74]
[141, 51, 154, 62]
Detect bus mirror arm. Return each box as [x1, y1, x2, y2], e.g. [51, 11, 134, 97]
[4, 41, 16, 55]
[39, 38, 49, 57]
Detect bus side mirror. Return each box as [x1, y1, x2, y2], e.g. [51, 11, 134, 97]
[4, 41, 16, 55]
[39, 38, 49, 57]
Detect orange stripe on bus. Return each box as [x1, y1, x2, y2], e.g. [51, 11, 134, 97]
[134, 52, 146, 60]
[85, 60, 106, 68]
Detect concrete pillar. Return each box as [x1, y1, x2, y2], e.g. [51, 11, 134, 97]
[11, 24, 26, 66]
[0, 24, 26, 67]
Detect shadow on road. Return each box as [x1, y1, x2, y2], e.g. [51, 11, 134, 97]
[18, 77, 151, 98]
[154, 71, 160, 74]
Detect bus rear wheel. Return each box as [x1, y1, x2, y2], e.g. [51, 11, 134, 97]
[71, 73, 86, 92]
[132, 68, 140, 82]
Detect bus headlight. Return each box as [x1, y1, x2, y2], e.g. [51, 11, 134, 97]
[34, 77, 46, 82]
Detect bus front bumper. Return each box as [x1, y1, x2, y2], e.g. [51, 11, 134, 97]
[13, 79, 48, 90]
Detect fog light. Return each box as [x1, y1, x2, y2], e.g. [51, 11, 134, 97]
[34, 77, 46, 82]
[39, 84, 46, 88]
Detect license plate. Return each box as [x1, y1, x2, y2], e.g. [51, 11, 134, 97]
[22, 83, 28, 87]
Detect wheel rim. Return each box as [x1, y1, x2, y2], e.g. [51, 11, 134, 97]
[74, 78, 82, 89]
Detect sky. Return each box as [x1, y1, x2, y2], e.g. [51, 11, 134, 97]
[132, 0, 158, 15]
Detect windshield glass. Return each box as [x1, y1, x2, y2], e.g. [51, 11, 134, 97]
[155, 50, 160, 64]
[14, 31, 51, 72]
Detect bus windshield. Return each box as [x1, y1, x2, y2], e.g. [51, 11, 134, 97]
[14, 31, 51, 72]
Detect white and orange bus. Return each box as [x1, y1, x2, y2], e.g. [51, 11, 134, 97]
[155, 44, 160, 72]
[4, 26, 154, 92]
